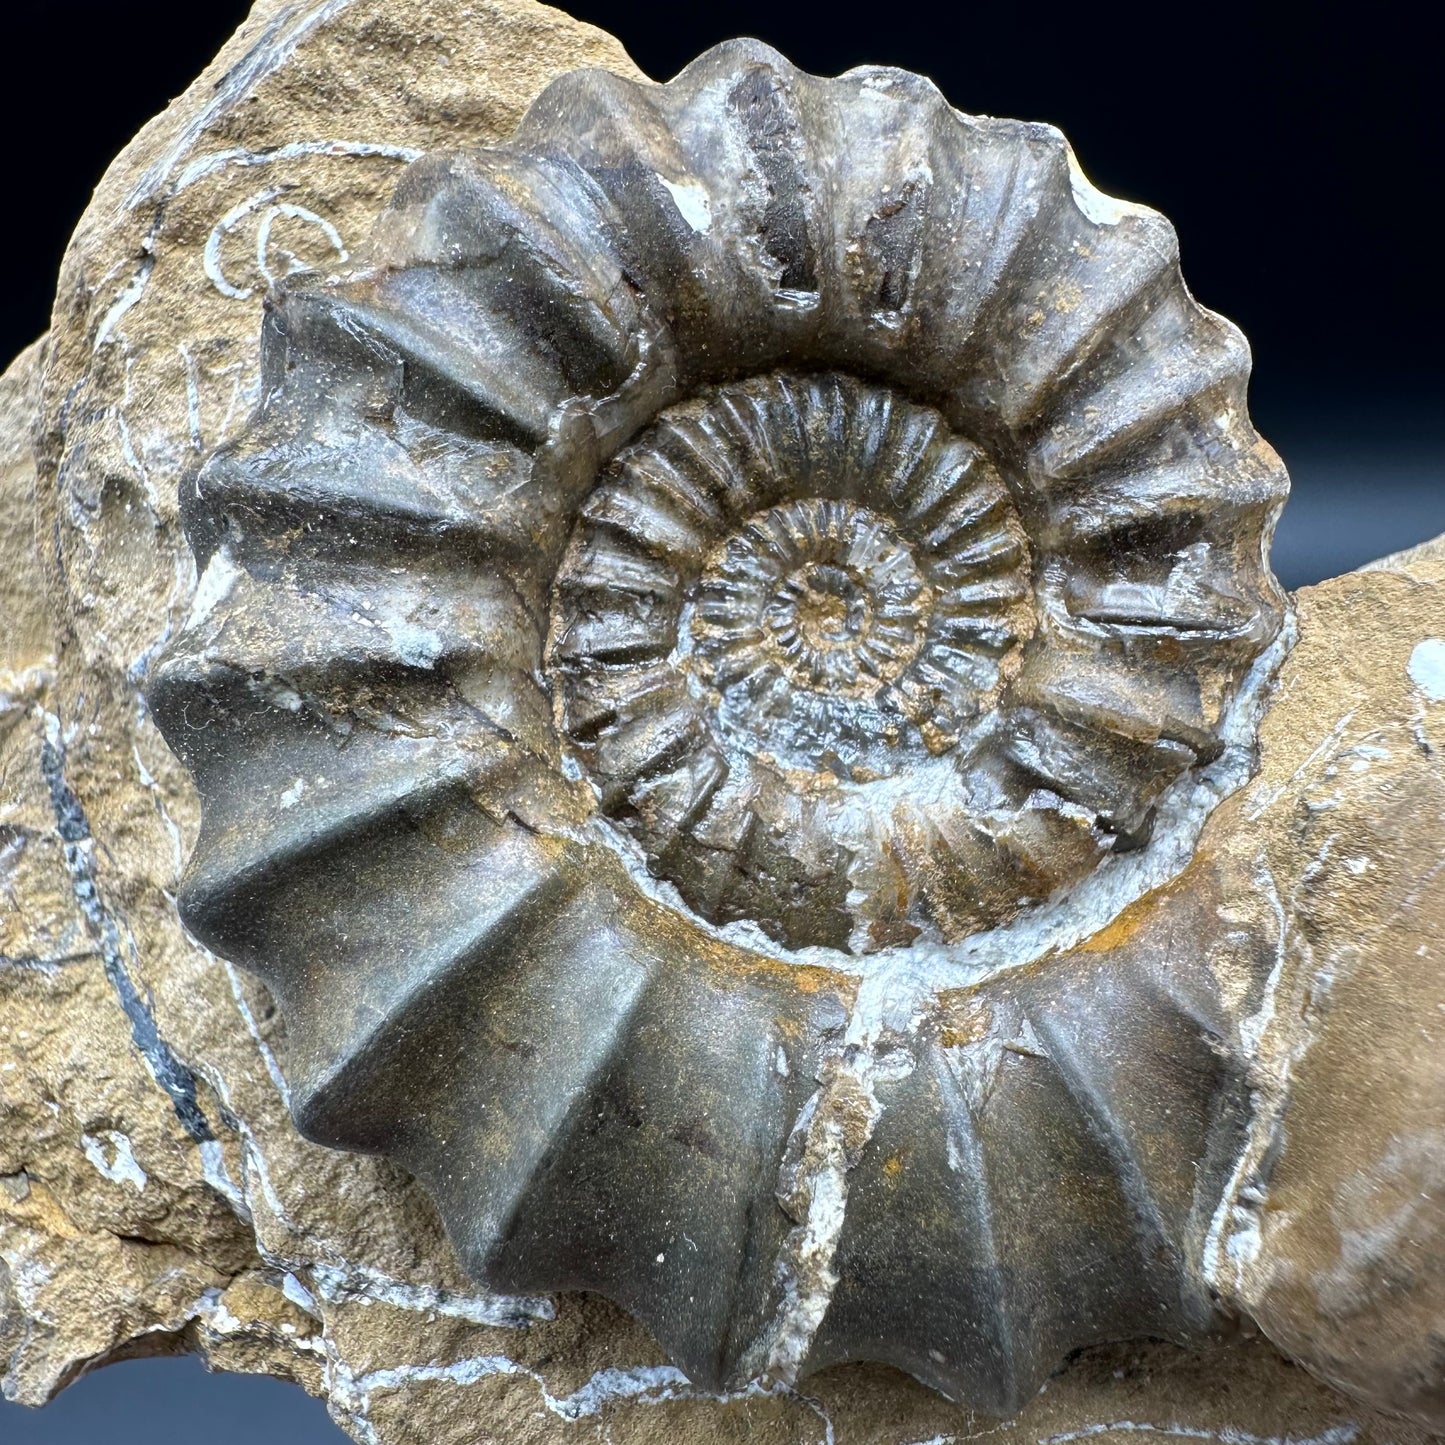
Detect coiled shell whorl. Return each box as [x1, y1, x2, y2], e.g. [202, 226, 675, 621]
[151, 40, 1289, 1414]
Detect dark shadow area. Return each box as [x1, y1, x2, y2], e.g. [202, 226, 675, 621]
[1268, 406, 1444, 589]
[2, 2, 252, 361]
[2, 2, 1437, 593]
[0, 1354, 348, 1443]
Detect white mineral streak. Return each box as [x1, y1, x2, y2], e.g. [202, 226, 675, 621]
[1202, 823, 1343, 1293]
[327, 1354, 836, 1445]
[0, 663, 56, 713]
[93, 256, 156, 352]
[1245, 706, 1356, 823]
[606, 616, 1298, 996]
[753, 964, 925, 1380]
[1034, 1428, 1358, 1445]
[724, 605, 1298, 1383]
[927, 612, 1297, 988]
[659, 176, 713, 233]
[1064, 145, 1154, 228]
[187, 546, 243, 626]
[255, 202, 349, 285]
[1408, 638, 1445, 701]
[79, 1130, 148, 1191]
[1201, 862, 1290, 1286]
[203, 185, 291, 299]
[173, 138, 423, 193]
[204, 188, 352, 299]
[196, 972, 554, 1328]
[123, 0, 362, 209]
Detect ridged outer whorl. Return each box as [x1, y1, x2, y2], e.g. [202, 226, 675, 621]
[150, 40, 1289, 1414]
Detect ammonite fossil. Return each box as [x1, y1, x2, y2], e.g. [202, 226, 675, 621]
[151, 41, 1289, 1413]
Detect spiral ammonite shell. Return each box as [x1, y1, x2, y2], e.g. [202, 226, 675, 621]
[552, 372, 1041, 952]
[152, 40, 1290, 1413]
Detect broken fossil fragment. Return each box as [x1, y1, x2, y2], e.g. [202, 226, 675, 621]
[145, 39, 1295, 1414]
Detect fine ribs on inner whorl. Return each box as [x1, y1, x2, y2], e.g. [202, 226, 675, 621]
[149, 37, 1289, 1416]
[549, 373, 1042, 953]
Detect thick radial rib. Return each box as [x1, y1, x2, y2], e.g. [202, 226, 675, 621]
[912, 482, 1009, 554]
[580, 474, 709, 566]
[683, 780, 764, 909]
[675, 47, 821, 297]
[647, 409, 762, 518]
[628, 741, 730, 839]
[695, 636, 770, 690]
[927, 131, 1076, 394]
[164, 559, 541, 697]
[1015, 648, 1221, 758]
[803, 1042, 1023, 1409]
[710, 381, 794, 503]
[378, 874, 658, 1261]
[860, 399, 949, 516]
[926, 607, 1019, 654]
[472, 935, 841, 1390]
[1037, 538, 1283, 660]
[556, 662, 678, 741]
[775, 376, 852, 492]
[918, 810, 1032, 940]
[715, 375, 813, 507]
[621, 448, 728, 537]
[194, 415, 535, 560]
[523, 117, 710, 349]
[1028, 302, 1253, 482]
[1015, 969, 1229, 1331]
[921, 564, 1029, 605]
[813, 982, 1209, 1410]
[1042, 444, 1290, 546]
[284, 827, 585, 1147]
[991, 213, 1180, 432]
[1001, 708, 1190, 838]
[555, 529, 682, 607]
[657, 44, 846, 371]
[590, 693, 706, 805]
[787, 374, 856, 494]
[521, 48, 810, 376]
[988, 794, 1110, 900]
[276, 287, 559, 447]
[890, 435, 991, 531]
[932, 526, 1026, 574]
[913, 649, 999, 698]
[799, 60, 964, 366]
[376, 150, 640, 398]
[821, 378, 892, 500]
[177, 732, 509, 954]
[1062, 569, 1268, 641]
[551, 602, 678, 668]
[1024, 870, 1259, 1288]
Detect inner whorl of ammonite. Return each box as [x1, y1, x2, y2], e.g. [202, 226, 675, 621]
[549, 373, 1037, 953]
[698, 499, 933, 707]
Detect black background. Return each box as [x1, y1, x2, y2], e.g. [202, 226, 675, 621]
[3, 0, 1442, 589]
[1, 2, 1439, 1440]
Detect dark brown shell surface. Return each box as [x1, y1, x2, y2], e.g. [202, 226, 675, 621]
[150, 40, 1290, 1415]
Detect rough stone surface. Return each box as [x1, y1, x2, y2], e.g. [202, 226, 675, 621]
[2, 1, 1442, 1440]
